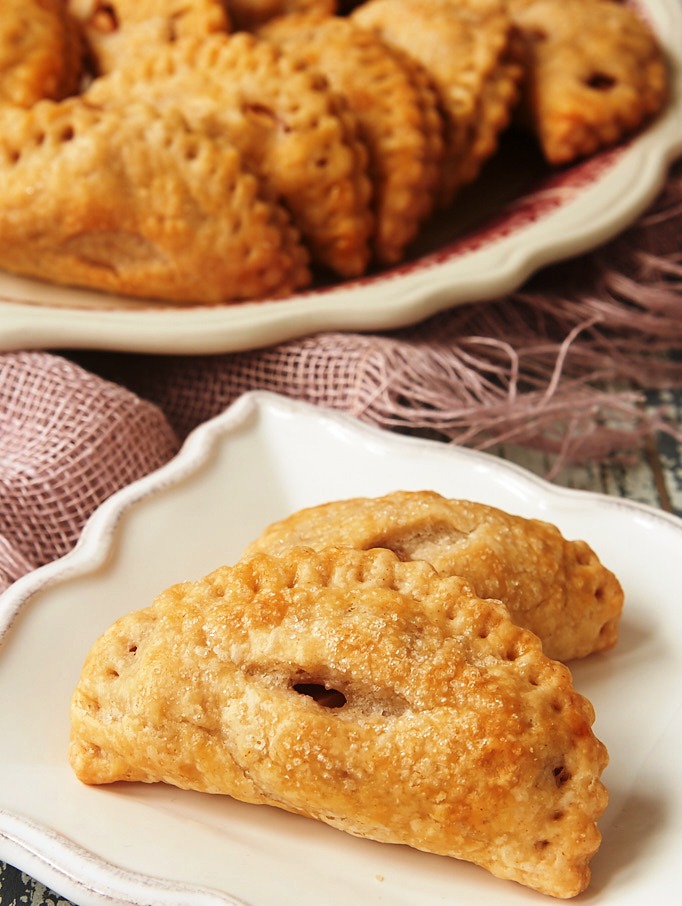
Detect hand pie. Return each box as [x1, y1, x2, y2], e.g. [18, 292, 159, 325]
[258, 13, 444, 264]
[0, 98, 310, 303]
[351, 0, 524, 205]
[86, 31, 374, 278]
[69, 546, 608, 898]
[244, 490, 624, 661]
[507, 0, 669, 164]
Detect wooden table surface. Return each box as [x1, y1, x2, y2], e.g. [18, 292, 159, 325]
[1, 388, 680, 906]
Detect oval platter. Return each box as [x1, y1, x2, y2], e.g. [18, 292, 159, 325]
[0, 0, 681, 354]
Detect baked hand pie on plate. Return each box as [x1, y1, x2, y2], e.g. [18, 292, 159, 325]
[70, 546, 609, 899]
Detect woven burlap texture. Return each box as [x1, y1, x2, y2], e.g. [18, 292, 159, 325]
[0, 353, 179, 591]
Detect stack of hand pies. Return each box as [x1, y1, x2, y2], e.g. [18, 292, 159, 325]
[0, 0, 669, 303]
[70, 491, 625, 898]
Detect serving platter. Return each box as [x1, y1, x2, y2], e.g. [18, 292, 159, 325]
[1, 0, 681, 355]
[1, 391, 681, 905]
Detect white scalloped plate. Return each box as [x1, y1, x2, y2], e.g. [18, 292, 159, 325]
[1, 391, 682, 906]
[1, 0, 681, 355]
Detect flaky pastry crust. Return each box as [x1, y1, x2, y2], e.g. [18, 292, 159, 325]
[244, 490, 624, 661]
[70, 546, 608, 898]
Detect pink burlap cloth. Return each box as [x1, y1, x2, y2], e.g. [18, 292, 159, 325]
[1, 161, 681, 594]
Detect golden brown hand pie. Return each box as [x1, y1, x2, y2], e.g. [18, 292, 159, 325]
[0, 98, 310, 303]
[244, 490, 624, 661]
[0, 0, 84, 106]
[69, 546, 608, 898]
[66, 0, 231, 74]
[352, 0, 524, 206]
[258, 13, 444, 264]
[507, 0, 669, 164]
[86, 31, 374, 278]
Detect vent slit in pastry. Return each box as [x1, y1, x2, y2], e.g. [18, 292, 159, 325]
[292, 682, 347, 709]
